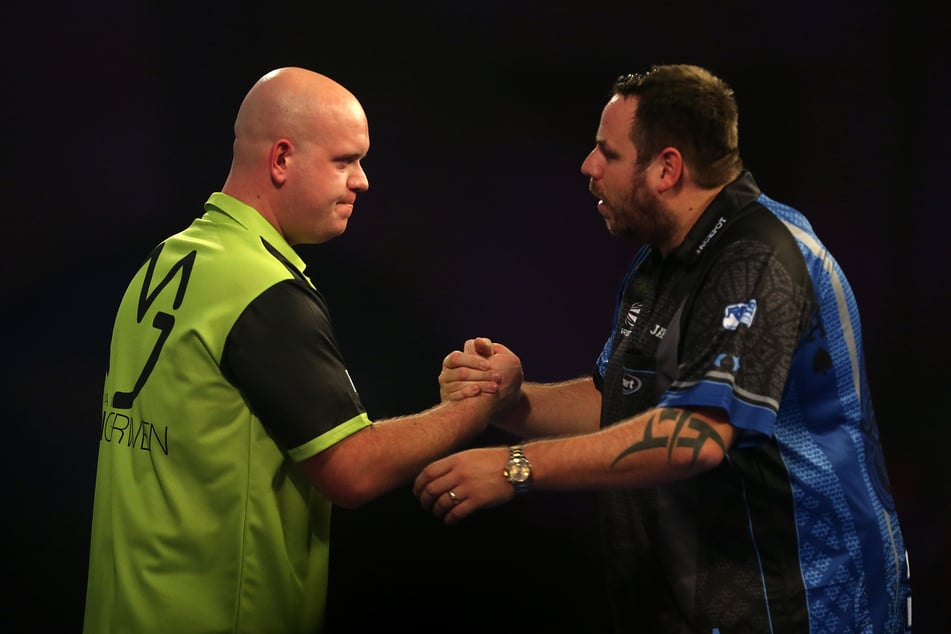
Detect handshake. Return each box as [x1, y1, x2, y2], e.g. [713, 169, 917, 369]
[437, 336, 524, 405]
[414, 336, 529, 525]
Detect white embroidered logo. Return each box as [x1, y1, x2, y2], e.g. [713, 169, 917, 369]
[621, 301, 643, 336]
[722, 299, 757, 331]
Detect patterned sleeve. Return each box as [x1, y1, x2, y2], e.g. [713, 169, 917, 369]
[661, 239, 814, 441]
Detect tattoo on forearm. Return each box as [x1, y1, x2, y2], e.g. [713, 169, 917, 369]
[611, 408, 726, 468]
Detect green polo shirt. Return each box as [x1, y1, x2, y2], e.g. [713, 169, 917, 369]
[84, 193, 371, 633]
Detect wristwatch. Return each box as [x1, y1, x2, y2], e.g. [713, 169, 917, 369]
[503, 445, 533, 494]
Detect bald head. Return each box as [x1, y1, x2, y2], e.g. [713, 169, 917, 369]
[229, 67, 363, 166]
[221, 67, 370, 245]
[233, 68, 359, 148]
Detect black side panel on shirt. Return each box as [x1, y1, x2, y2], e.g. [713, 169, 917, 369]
[222, 279, 365, 452]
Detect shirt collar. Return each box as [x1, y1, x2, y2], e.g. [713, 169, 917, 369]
[203, 192, 308, 275]
[668, 170, 761, 266]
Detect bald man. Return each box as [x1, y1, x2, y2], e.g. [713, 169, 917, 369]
[83, 68, 509, 634]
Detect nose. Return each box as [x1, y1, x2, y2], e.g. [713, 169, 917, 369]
[581, 149, 600, 179]
[351, 163, 369, 192]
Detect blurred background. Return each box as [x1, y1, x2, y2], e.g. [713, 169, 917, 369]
[3, 1, 947, 631]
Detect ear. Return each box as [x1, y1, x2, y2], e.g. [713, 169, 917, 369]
[654, 147, 683, 193]
[269, 139, 292, 186]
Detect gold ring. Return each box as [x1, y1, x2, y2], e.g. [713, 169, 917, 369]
[448, 490, 459, 505]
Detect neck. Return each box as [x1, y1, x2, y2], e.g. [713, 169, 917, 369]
[661, 185, 726, 255]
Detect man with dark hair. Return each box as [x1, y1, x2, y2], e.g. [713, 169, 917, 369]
[416, 64, 912, 633]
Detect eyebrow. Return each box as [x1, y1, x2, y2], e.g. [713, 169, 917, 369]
[333, 152, 366, 162]
[595, 137, 618, 156]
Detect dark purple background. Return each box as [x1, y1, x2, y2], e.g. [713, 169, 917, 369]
[4, 1, 947, 631]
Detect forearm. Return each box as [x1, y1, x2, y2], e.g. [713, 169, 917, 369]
[493, 376, 602, 438]
[304, 396, 493, 507]
[523, 406, 735, 491]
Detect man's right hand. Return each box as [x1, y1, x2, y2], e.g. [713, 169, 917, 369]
[439, 337, 523, 408]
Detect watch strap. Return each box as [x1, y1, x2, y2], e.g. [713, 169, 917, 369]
[506, 444, 532, 494]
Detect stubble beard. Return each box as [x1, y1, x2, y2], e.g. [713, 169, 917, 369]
[604, 169, 674, 247]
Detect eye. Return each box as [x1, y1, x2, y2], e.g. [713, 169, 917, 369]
[334, 154, 364, 168]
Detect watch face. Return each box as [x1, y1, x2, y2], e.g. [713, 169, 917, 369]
[508, 459, 531, 483]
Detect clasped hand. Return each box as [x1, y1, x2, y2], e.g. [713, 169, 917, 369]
[438, 336, 522, 404]
[414, 337, 524, 524]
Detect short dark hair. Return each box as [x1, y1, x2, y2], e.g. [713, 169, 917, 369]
[613, 65, 743, 188]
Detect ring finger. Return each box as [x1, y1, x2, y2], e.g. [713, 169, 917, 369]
[437, 489, 461, 518]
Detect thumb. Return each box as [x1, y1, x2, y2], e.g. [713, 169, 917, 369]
[473, 337, 495, 358]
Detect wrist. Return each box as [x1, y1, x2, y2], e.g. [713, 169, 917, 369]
[446, 390, 495, 422]
[503, 444, 533, 494]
